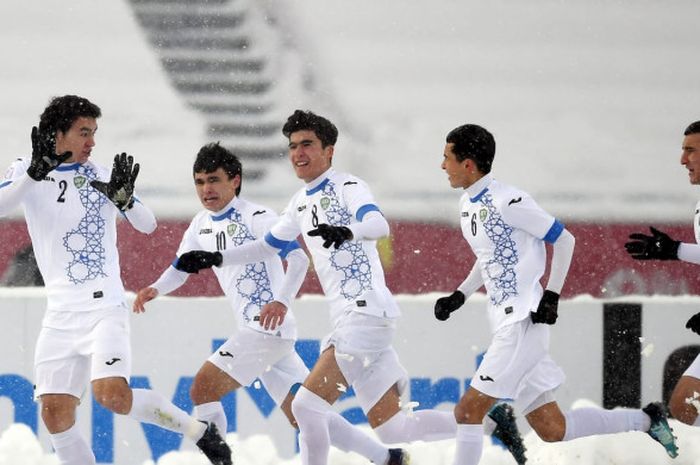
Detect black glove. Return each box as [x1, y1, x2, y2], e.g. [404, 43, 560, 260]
[434, 290, 466, 321]
[625, 226, 680, 260]
[90, 153, 139, 211]
[307, 224, 353, 249]
[687, 312, 700, 336]
[531, 290, 559, 324]
[174, 251, 223, 274]
[26, 126, 72, 181]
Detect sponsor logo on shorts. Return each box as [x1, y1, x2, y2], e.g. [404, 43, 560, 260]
[219, 351, 234, 358]
[479, 375, 495, 382]
[105, 358, 121, 366]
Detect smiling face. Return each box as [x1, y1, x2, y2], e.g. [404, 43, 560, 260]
[681, 132, 700, 185]
[287, 130, 334, 182]
[55, 117, 97, 164]
[194, 167, 241, 212]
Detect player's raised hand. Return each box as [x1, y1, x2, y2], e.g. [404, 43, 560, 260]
[686, 312, 700, 336]
[175, 250, 222, 273]
[434, 290, 466, 321]
[625, 226, 680, 260]
[27, 126, 72, 181]
[133, 287, 158, 313]
[307, 224, 353, 249]
[259, 301, 287, 331]
[90, 153, 139, 211]
[531, 290, 559, 324]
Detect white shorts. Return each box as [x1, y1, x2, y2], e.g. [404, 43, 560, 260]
[208, 327, 308, 406]
[34, 305, 131, 399]
[322, 311, 408, 413]
[684, 353, 700, 379]
[470, 317, 565, 413]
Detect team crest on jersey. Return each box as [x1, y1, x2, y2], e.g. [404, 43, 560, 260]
[320, 197, 331, 210]
[479, 208, 488, 222]
[227, 223, 238, 236]
[73, 175, 87, 189]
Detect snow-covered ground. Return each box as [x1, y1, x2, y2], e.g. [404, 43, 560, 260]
[2, 400, 700, 465]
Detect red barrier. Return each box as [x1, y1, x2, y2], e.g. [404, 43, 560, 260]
[1, 219, 698, 298]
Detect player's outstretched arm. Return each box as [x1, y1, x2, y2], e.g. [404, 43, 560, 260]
[625, 226, 680, 260]
[259, 246, 310, 330]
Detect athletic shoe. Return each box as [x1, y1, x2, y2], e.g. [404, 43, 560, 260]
[488, 403, 527, 464]
[387, 448, 410, 465]
[196, 421, 233, 465]
[642, 402, 678, 458]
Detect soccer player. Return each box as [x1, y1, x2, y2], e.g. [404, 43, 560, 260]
[434, 123, 680, 464]
[133, 142, 406, 464]
[0, 96, 230, 465]
[173, 111, 526, 465]
[625, 120, 700, 428]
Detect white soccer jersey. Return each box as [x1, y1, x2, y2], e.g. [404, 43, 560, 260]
[0, 158, 153, 312]
[266, 168, 400, 325]
[459, 174, 564, 331]
[174, 196, 299, 339]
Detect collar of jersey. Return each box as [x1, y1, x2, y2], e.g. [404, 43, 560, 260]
[210, 197, 240, 221]
[55, 163, 81, 172]
[467, 174, 493, 203]
[305, 168, 334, 196]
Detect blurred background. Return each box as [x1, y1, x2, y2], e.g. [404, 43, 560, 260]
[2, 0, 700, 298]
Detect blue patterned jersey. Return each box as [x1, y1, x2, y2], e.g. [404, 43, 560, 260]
[176, 196, 298, 339]
[267, 168, 400, 326]
[459, 175, 564, 331]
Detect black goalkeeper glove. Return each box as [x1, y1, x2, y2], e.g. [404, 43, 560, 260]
[307, 224, 353, 249]
[174, 251, 223, 274]
[686, 312, 700, 336]
[26, 126, 72, 181]
[625, 226, 680, 260]
[90, 153, 140, 211]
[434, 290, 466, 321]
[531, 290, 560, 324]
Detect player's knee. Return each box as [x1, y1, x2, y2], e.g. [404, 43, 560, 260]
[93, 382, 131, 415]
[40, 398, 76, 433]
[453, 402, 482, 424]
[669, 393, 696, 425]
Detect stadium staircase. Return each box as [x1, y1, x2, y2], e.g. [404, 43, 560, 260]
[127, 0, 311, 180]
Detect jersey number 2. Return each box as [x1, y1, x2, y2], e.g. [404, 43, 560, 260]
[56, 180, 68, 203]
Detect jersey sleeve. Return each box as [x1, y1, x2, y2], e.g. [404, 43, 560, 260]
[268, 195, 302, 244]
[501, 193, 564, 243]
[342, 176, 383, 221]
[0, 159, 34, 216]
[175, 217, 203, 256]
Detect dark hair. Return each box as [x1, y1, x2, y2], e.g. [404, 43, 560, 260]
[193, 142, 243, 195]
[39, 95, 101, 135]
[282, 110, 338, 147]
[684, 121, 700, 136]
[446, 124, 495, 174]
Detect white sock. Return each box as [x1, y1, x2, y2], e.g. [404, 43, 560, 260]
[373, 409, 456, 444]
[327, 411, 388, 464]
[482, 414, 496, 436]
[563, 407, 650, 441]
[50, 423, 96, 465]
[128, 388, 206, 441]
[451, 424, 483, 465]
[291, 387, 332, 465]
[195, 401, 227, 438]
